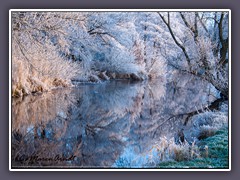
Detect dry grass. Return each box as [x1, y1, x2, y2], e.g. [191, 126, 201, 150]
[150, 137, 201, 162]
[158, 128, 228, 168]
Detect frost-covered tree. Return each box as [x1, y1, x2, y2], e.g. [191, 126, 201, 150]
[12, 11, 168, 97]
[137, 12, 167, 80]
[84, 12, 146, 79]
[12, 12, 86, 96]
[144, 12, 229, 98]
[83, 12, 167, 80]
[12, 11, 227, 99]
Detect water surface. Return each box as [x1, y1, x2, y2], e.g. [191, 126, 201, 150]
[11, 73, 216, 168]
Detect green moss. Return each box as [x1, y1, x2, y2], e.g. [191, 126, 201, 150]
[158, 128, 229, 169]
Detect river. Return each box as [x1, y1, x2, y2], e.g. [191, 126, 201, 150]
[11, 73, 217, 168]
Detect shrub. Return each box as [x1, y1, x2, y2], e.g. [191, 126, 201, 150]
[12, 51, 80, 97]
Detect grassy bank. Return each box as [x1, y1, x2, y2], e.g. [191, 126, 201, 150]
[158, 128, 229, 169]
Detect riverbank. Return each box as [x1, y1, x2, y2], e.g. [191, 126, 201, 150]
[158, 128, 228, 168]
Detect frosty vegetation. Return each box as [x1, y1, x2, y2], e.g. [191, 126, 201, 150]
[150, 107, 228, 165]
[11, 11, 228, 100]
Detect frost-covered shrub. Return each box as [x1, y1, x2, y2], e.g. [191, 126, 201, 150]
[12, 42, 81, 97]
[148, 59, 167, 80]
[184, 109, 228, 141]
[12, 12, 84, 97]
[192, 111, 228, 130]
[103, 47, 146, 78]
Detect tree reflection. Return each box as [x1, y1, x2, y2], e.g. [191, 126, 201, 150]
[12, 75, 212, 168]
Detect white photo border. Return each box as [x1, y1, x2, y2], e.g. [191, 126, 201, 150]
[9, 9, 231, 171]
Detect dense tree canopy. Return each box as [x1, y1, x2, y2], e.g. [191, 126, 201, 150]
[11, 11, 229, 99]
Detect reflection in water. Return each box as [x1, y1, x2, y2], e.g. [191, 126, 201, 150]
[11, 74, 215, 168]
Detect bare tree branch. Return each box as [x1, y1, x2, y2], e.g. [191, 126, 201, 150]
[158, 12, 191, 69]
